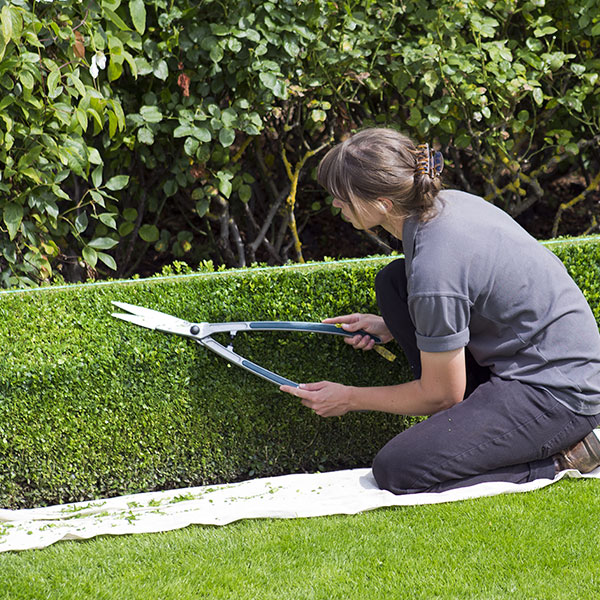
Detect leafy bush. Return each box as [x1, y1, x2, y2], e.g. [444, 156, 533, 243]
[1, 0, 599, 288]
[1, 236, 599, 509]
[0, 255, 412, 508]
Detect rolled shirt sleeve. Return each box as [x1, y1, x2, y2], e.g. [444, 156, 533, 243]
[408, 294, 471, 352]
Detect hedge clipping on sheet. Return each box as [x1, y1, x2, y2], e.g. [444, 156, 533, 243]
[1, 238, 599, 509]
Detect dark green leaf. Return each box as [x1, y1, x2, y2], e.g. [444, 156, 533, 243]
[75, 212, 89, 234]
[98, 251, 117, 270]
[139, 224, 160, 242]
[123, 208, 138, 222]
[3, 202, 23, 240]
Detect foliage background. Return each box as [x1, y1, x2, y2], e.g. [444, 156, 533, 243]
[0, 0, 599, 287]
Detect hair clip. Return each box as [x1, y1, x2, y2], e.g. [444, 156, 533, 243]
[416, 143, 444, 179]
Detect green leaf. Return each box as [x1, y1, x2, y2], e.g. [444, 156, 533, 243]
[112, 100, 126, 131]
[534, 25, 557, 37]
[88, 147, 103, 166]
[123, 208, 138, 222]
[90, 190, 106, 208]
[533, 87, 543, 106]
[200, 35, 218, 51]
[1, 6, 13, 42]
[108, 111, 118, 138]
[455, 132, 471, 148]
[406, 107, 421, 127]
[108, 61, 124, 82]
[283, 39, 299, 57]
[221, 108, 237, 128]
[196, 199, 209, 217]
[210, 44, 224, 63]
[75, 212, 89, 234]
[47, 70, 60, 97]
[259, 72, 277, 88]
[98, 213, 117, 229]
[173, 125, 212, 142]
[82, 246, 98, 268]
[184, 137, 199, 156]
[219, 128, 235, 147]
[76, 108, 88, 131]
[153, 60, 168, 80]
[164, 179, 177, 197]
[140, 105, 163, 123]
[211, 24, 230, 36]
[69, 73, 86, 97]
[19, 70, 34, 90]
[217, 178, 232, 198]
[92, 165, 103, 188]
[310, 109, 326, 122]
[129, 0, 146, 35]
[138, 127, 154, 145]
[88, 108, 103, 133]
[103, 7, 131, 31]
[106, 175, 130, 191]
[119, 221, 135, 236]
[98, 252, 117, 270]
[565, 143, 579, 155]
[238, 184, 252, 203]
[3, 202, 23, 240]
[89, 236, 118, 250]
[139, 224, 160, 242]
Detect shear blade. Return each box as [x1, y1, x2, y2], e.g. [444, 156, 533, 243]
[111, 301, 199, 337]
[111, 301, 174, 320]
[111, 312, 159, 330]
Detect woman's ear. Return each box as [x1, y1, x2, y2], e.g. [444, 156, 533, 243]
[377, 197, 394, 213]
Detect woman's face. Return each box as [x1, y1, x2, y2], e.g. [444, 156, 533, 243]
[332, 197, 386, 230]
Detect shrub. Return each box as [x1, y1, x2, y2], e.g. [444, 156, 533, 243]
[1, 236, 599, 509]
[1, 0, 599, 287]
[0, 255, 412, 508]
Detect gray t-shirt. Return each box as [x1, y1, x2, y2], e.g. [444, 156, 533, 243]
[402, 190, 600, 415]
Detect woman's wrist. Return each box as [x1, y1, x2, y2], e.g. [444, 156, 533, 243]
[346, 386, 362, 412]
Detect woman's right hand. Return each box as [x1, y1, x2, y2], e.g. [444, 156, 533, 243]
[322, 313, 393, 350]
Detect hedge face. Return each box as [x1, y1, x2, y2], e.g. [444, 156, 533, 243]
[0, 258, 414, 508]
[1, 239, 599, 509]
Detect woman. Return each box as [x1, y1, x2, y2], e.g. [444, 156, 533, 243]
[280, 127, 600, 494]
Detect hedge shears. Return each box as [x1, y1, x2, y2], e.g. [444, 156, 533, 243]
[111, 301, 394, 388]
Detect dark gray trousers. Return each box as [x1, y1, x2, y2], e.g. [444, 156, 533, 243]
[372, 259, 600, 495]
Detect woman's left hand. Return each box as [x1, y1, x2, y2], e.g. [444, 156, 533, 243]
[280, 381, 353, 417]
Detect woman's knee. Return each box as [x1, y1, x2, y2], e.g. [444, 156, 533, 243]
[372, 439, 418, 495]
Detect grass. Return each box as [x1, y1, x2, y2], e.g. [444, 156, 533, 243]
[0, 477, 598, 599]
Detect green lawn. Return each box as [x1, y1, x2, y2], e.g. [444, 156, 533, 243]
[1, 478, 598, 600]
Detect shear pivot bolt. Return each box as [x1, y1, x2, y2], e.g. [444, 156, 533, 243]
[190, 325, 200, 335]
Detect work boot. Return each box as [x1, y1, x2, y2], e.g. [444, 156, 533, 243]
[554, 429, 600, 474]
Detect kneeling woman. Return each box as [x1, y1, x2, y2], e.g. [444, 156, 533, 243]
[280, 127, 600, 494]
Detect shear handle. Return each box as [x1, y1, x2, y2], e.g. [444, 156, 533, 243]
[198, 337, 299, 388]
[203, 321, 380, 344]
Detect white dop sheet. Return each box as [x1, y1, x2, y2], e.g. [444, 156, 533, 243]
[1, 467, 599, 553]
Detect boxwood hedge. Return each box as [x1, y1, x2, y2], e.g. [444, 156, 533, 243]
[1, 236, 599, 509]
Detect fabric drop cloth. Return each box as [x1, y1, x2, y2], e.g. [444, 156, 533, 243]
[1, 467, 599, 552]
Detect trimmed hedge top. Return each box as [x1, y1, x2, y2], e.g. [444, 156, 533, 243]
[1, 237, 600, 508]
